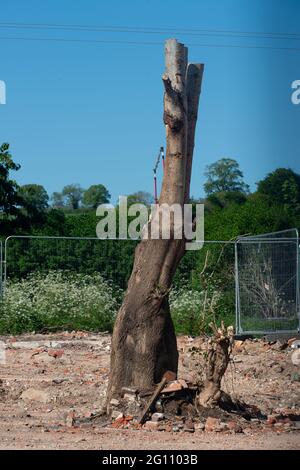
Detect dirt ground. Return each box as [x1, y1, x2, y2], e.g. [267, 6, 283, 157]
[0, 332, 299, 450]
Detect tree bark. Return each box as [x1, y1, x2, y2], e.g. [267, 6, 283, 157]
[106, 39, 204, 405]
[197, 323, 234, 408]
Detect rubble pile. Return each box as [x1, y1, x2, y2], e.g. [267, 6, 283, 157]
[106, 336, 300, 434]
[0, 332, 299, 440]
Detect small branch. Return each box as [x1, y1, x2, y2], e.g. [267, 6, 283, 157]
[138, 377, 167, 424]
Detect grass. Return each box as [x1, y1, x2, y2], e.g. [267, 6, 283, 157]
[239, 316, 299, 333]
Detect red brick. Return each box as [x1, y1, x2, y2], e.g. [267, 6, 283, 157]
[205, 417, 220, 432]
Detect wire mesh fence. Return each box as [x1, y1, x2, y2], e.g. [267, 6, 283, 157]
[3, 235, 137, 290]
[0, 236, 237, 334]
[1, 232, 299, 335]
[235, 229, 300, 335]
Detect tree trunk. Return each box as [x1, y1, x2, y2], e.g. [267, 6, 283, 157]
[106, 39, 204, 404]
[197, 323, 234, 408]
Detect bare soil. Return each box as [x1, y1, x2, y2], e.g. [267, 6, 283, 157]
[0, 332, 299, 450]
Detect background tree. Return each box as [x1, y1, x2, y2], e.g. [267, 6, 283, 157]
[62, 184, 83, 210]
[0, 143, 23, 234]
[51, 191, 65, 208]
[19, 184, 49, 212]
[127, 191, 154, 207]
[257, 168, 300, 215]
[207, 190, 247, 209]
[18, 184, 49, 226]
[204, 158, 249, 196]
[83, 184, 111, 209]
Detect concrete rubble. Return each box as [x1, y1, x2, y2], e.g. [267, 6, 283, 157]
[0, 331, 299, 445]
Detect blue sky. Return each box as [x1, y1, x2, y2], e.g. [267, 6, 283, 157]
[0, 0, 299, 204]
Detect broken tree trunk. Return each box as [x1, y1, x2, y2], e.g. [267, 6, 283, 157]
[197, 323, 234, 408]
[106, 39, 204, 405]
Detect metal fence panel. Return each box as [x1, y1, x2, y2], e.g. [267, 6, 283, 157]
[3, 235, 137, 293]
[236, 229, 300, 335]
[3, 232, 299, 335]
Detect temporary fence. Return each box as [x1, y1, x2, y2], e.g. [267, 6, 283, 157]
[235, 229, 300, 335]
[0, 231, 299, 335]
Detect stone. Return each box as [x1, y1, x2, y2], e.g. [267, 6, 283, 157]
[178, 379, 188, 389]
[124, 401, 139, 416]
[48, 349, 64, 359]
[194, 422, 205, 431]
[161, 381, 183, 393]
[32, 352, 55, 364]
[123, 393, 136, 402]
[205, 417, 221, 432]
[163, 370, 177, 382]
[110, 398, 120, 407]
[183, 419, 195, 432]
[20, 388, 50, 404]
[291, 350, 300, 366]
[291, 372, 300, 382]
[172, 426, 180, 432]
[283, 422, 292, 429]
[151, 412, 164, 422]
[274, 422, 284, 428]
[181, 373, 195, 384]
[31, 347, 46, 356]
[217, 422, 227, 432]
[233, 340, 244, 352]
[65, 410, 76, 427]
[155, 399, 163, 413]
[267, 416, 277, 425]
[227, 421, 243, 433]
[111, 411, 123, 420]
[121, 387, 137, 396]
[144, 420, 160, 430]
[52, 378, 68, 385]
[9, 340, 51, 349]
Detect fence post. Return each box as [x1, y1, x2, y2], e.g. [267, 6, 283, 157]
[0, 240, 2, 300]
[234, 240, 241, 335]
[2, 237, 10, 299]
[296, 229, 300, 332]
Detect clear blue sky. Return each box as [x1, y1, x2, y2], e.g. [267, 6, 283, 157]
[0, 0, 299, 204]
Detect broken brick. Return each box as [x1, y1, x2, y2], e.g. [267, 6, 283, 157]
[163, 371, 177, 382]
[48, 349, 64, 359]
[178, 379, 188, 389]
[161, 381, 183, 393]
[205, 417, 221, 432]
[144, 420, 160, 431]
[151, 412, 164, 422]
